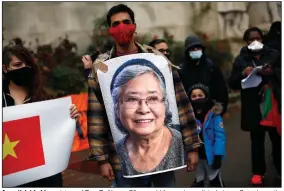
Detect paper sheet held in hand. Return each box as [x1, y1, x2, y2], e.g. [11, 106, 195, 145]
[241, 66, 263, 89]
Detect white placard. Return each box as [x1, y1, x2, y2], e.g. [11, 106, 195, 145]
[97, 53, 186, 178]
[3, 97, 76, 187]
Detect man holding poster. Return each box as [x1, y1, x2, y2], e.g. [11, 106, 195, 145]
[83, 4, 202, 187]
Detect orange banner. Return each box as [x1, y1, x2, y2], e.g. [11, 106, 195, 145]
[70, 93, 89, 152]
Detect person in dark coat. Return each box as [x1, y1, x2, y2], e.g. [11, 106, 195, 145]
[228, 27, 281, 186]
[264, 21, 281, 52]
[264, 21, 281, 112]
[179, 36, 229, 116]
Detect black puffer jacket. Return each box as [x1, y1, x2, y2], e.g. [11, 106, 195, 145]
[228, 46, 279, 131]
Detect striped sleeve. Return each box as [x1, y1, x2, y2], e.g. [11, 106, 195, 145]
[87, 77, 110, 163]
[172, 69, 202, 152]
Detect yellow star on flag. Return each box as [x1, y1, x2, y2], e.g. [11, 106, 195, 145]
[3, 134, 20, 160]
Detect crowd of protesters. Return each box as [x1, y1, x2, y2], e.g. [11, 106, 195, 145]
[81, 4, 281, 188]
[3, 3, 281, 188]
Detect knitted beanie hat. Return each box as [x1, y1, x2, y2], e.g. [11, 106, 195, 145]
[188, 83, 210, 98]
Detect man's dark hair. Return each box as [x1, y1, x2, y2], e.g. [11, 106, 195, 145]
[107, 4, 135, 26]
[243, 27, 264, 42]
[148, 39, 167, 48]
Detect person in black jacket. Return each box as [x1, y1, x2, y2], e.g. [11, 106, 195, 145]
[263, 21, 281, 113]
[264, 21, 281, 52]
[228, 27, 281, 186]
[179, 36, 228, 116]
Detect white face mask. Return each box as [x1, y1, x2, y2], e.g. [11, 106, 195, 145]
[248, 40, 264, 52]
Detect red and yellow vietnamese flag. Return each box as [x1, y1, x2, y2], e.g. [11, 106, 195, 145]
[3, 116, 46, 176]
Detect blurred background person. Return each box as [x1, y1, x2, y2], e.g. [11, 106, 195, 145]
[263, 21, 281, 52]
[179, 35, 228, 116]
[148, 39, 171, 60]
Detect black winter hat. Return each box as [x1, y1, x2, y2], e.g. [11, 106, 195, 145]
[188, 83, 210, 98]
[184, 36, 205, 51]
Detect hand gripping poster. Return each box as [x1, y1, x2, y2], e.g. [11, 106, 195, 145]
[97, 53, 186, 178]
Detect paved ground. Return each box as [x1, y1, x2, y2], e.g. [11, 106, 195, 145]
[62, 107, 281, 187]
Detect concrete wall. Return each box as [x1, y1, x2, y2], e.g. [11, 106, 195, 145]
[3, 2, 195, 53]
[3, 2, 280, 54]
[3, 2, 108, 53]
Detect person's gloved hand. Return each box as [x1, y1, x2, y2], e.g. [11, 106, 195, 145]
[212, 155, 222, 170]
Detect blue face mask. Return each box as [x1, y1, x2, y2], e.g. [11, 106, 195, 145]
[189, 50, 202, 60]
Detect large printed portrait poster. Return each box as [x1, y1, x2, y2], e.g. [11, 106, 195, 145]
[97, 53, 186, 178]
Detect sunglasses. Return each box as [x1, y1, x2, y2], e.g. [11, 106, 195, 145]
[158, 49, 171, 55]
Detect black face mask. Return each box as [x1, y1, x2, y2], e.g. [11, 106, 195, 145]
[191, 98, 213, 121]
[6, 67, 34, 87]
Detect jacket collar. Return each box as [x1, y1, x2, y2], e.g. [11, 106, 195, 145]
[108, 42, 149, 59]
[89, 42, 179, 78]
[183, 53, 208, 70]
[3, 80, 10, 95]
[2, 80, 31, 106]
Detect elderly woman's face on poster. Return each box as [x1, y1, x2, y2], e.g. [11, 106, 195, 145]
[103, 56, 185, 177]
[118, 72, 166, 136]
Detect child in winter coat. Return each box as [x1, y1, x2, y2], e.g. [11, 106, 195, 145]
[188, 83, 226, 187]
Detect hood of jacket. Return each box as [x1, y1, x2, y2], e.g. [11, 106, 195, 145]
[184, 36, 205, 52]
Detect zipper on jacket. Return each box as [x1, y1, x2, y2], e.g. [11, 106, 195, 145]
[252, 60, 257, 67]
[3, 92, 31, 106]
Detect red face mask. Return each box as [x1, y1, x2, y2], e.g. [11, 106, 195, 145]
[108, 23, 136, 46]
